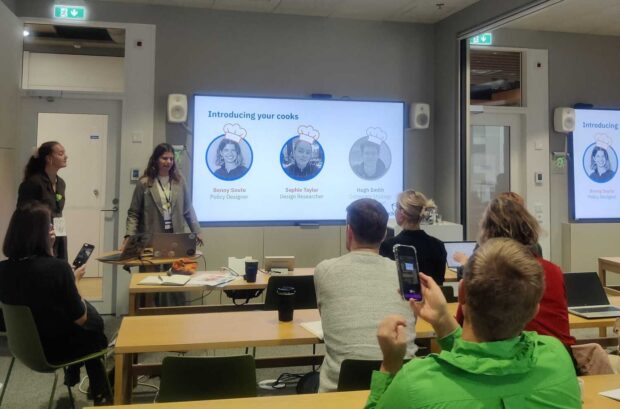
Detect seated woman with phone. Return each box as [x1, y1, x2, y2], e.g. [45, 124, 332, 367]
[0, 203, 110, 405]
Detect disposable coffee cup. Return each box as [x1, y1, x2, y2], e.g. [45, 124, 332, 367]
[244, 260, 259, 283]
[276, 286, 296, 322]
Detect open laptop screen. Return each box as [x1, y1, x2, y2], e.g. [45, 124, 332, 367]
[564, 272, 610, 307]
[444, 241, 477, 269]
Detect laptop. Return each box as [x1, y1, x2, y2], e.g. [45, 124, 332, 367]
[565, 272, 620, 319]
[444, 241, 477, 270]
[98, 234, 150, 262]
[151, 233, 197, 258]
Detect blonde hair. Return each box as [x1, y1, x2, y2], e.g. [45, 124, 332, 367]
[397, 190, 436, 224]
[463, 237, 544, 341]
[478, 196, 539, 246]
[497, 191, 525, 206]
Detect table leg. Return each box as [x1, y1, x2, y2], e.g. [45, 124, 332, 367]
[599, 327, 607, 338]
[599, 261, 607, 287]
[128, 294, 137, 316]
[114, 352, 132, 404]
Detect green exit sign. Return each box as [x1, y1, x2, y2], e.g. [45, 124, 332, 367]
[469, 33, 493, 45]
[53, 5, 86, 20]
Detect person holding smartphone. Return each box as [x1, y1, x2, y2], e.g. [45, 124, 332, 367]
[0, 203, 110, 405]
[365, 238, 580, 409]
[314, 198, 417, 393]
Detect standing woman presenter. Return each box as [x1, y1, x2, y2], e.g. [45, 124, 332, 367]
[17, 141, 69, 260]
[124, 143, 202, 248]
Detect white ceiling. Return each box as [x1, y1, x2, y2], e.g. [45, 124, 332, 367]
[505, 0, 620, 37]
[92, 0, 480, 23]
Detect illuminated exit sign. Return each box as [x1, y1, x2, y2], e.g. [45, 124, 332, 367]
[53, 5, 86, 20]
[469, 33, 493, 45]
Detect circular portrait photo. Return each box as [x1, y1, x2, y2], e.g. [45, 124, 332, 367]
[349, 128, 392, 180]
[582, 142, 617, 184]
[205, 124, 253, 181]
[280, 126, 324, 181]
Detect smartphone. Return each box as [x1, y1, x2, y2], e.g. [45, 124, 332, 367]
[393, 244, 422, 301]
[73, 243, 95, 268]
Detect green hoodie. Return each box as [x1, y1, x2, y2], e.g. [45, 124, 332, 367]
[365, 328, 581, 409]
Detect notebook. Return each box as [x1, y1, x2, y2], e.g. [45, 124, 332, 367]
[98, 234, 150, 262]
[565, 272, 620, 319]
[152, 233, 197, 258]
[444, 241, 477, 269]
[138, 274, 191, 286]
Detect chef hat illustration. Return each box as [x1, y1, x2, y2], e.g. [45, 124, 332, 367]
[223, 123, 247, 143]
[297, 125, 320, 144]
[366, 127, 388, 145]
[595, 133, 612, 150]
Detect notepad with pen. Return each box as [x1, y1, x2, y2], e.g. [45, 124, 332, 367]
[138, 274, 191, 286]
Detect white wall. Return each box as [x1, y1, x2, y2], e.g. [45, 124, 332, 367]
[22, 52, 124, 92]
[0, 1, 22, 254]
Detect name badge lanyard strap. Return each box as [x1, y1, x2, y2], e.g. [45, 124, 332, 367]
[157, 177, 172, 217]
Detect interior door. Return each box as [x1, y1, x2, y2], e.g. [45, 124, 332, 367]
[467, 112, 524, 241]
[37, 113, 108, 278]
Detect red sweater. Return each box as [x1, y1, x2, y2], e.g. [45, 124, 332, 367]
[455, 257, 575, 346]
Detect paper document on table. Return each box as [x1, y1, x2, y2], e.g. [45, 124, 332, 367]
[189, 271, 237, 287]
[600, 388, 620, 401]
[300, 320, 324, 340]
[138, 275, 190, 286]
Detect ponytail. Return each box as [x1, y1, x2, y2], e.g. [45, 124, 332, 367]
[24, 141, 59, 181]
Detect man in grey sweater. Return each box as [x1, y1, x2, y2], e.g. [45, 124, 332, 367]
[315, 198, 417, 392]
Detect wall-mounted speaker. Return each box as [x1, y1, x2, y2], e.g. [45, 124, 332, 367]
[167, 94, 188, 123]
[410, 103, 430, 129]
[553, 107, 575, 133]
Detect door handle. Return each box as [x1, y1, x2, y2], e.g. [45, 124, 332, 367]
[101, 206, 119, 212]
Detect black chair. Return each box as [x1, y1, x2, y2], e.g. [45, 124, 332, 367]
[440, 285, 458, 303]
[263, 275, 317, 310]
[337, 359, 382, 391]
[337, 358, 412, 391]
[157, 355, 257, 402]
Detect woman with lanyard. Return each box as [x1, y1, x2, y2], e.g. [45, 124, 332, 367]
[124, 143, 203, 248]
[17, 141, 69, 260]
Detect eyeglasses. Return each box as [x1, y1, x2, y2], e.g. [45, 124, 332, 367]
[391, 203, 399, 212]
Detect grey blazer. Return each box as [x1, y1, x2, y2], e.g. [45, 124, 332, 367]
[126, 176, 201, 236]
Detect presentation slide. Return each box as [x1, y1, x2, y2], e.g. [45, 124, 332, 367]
[192, 95, 404, 225]
[571, 109, 620, 221]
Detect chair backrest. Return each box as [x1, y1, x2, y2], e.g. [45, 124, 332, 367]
[337, 359, 382, 391]
[263, 275, 317, 310]
[157, 355, 257, 403]
[1, 303, 54, 373]
[440, 286, 457, 303]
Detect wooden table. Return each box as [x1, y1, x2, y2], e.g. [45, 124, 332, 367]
[94, 374, 620, 408]
[127, 268, 315, 315]
[97, 251, 203, 268]
[113, 309, 321, 404]
[600, 257, 620, 287]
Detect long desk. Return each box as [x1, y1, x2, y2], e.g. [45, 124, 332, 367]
[96, 374, 620, 408]
[600, 257, 620, 287]
[127, 268, 315, 315]
[114, 309, 321, 404]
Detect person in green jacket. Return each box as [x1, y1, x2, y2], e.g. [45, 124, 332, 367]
[365, 237, 581, 409]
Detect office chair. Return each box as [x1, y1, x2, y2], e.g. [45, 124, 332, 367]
[0, 311, 15, 407]
[157, 355, 257, 402]
[263, 275, 317, 310]
[337, 359, 382, 391]
[1, 303, 111, 409]
[440, 285, 458, 303]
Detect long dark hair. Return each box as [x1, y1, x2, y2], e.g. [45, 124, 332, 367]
[142, 143, 180, 182]
[24, 141, 60, 181]
[3, 202, 53, 259]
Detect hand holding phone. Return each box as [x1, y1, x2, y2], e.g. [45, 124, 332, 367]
[73, 243, 95, 268]
[393, 244, 422, 301]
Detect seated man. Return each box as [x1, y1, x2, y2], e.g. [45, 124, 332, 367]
[365, 238, 580, 409]
[315, 198, 417, 392]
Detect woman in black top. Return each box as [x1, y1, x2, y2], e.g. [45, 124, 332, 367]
[0, 203, 109, 405]
[379, 190, 447, 285]
[17, 141, 68, 259]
